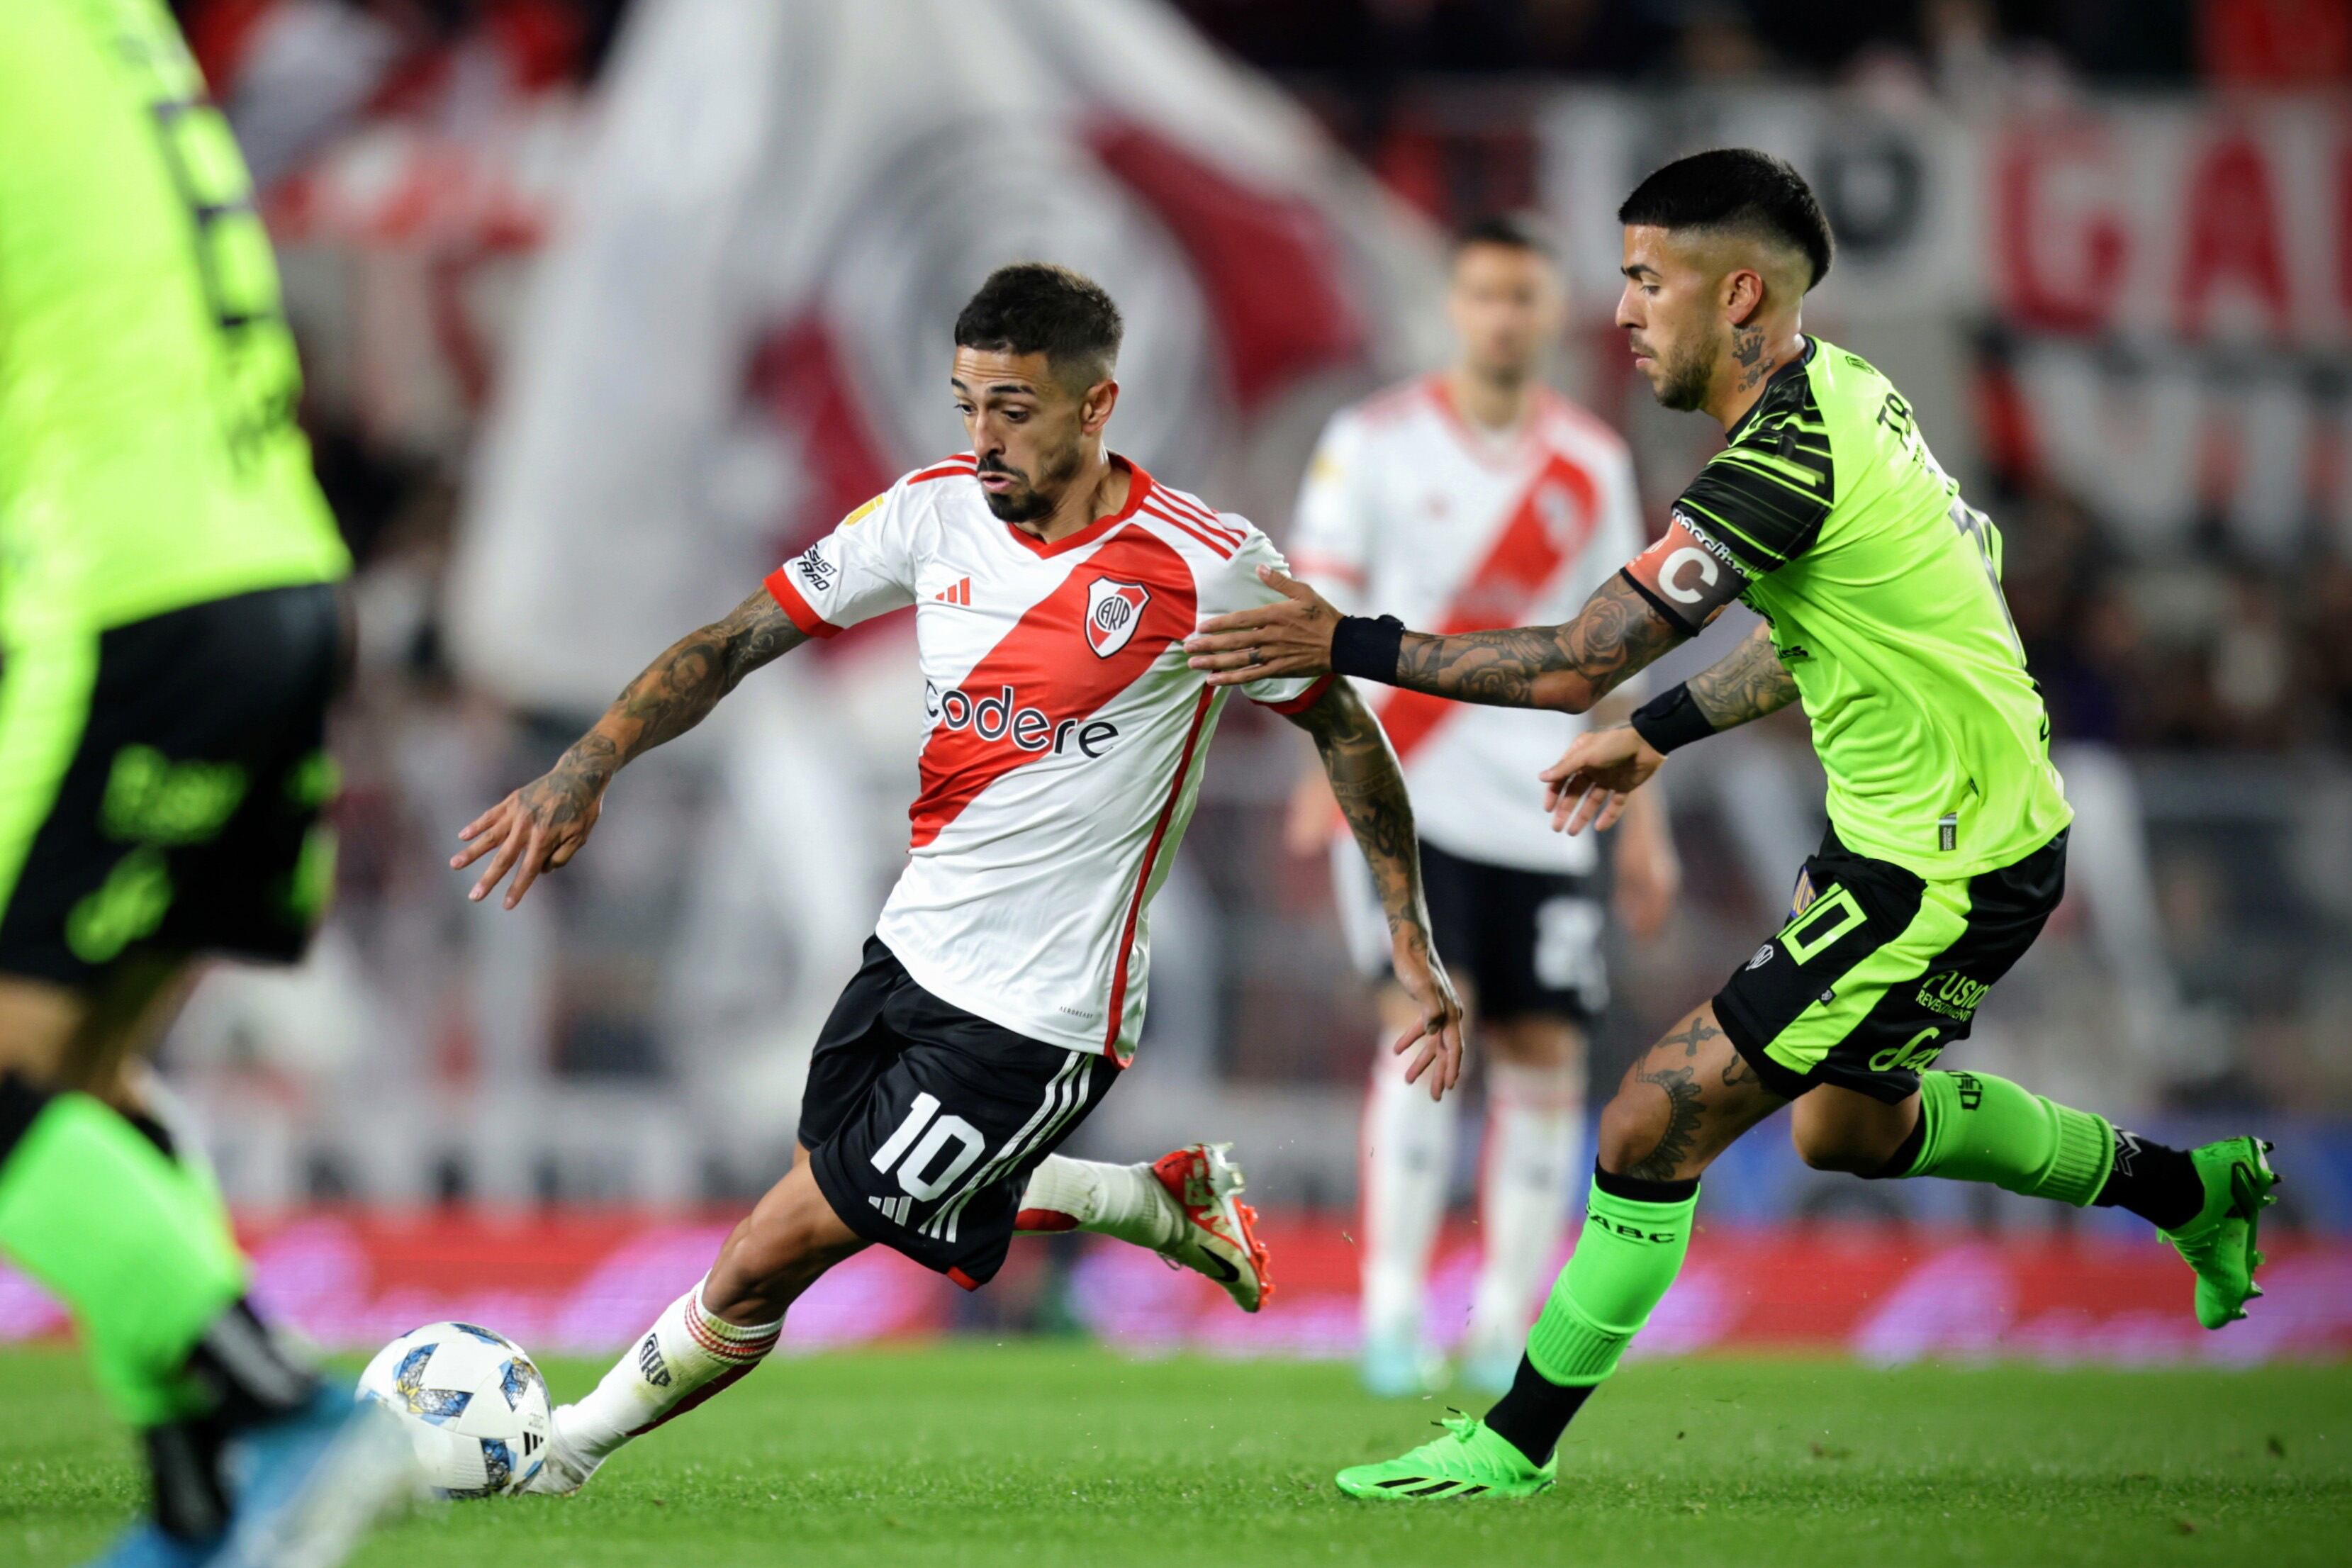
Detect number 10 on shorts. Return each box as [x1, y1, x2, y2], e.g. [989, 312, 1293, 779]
[870, 1093, 989, 1201]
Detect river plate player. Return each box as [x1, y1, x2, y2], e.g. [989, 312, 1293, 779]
[454, 263, 1465, 1494]
[1187, 149, 2278, 1500]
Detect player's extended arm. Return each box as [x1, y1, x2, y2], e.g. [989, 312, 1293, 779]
[1540, 620, 1802, 836]
[1186, 569, 1687, 715]
[1287, 679, 1467, 1101]
[452, 588, 807, 907]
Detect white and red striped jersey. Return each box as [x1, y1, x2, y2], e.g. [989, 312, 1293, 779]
[764, 453, 1328, 1065]
[1292, 376, 1643, 873]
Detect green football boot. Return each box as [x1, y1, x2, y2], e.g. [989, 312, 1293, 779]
[2161, 1137, 2279, 1330]
[1335, 1413, 1555, 1501]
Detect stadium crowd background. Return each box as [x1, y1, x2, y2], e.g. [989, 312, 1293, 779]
[125, 0, 2352, 1265]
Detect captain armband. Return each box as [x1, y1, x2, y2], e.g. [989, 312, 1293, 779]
[1620, 513, 1749, 634]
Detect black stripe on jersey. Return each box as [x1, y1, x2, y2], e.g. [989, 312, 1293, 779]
[1671, 359, 1835, 575]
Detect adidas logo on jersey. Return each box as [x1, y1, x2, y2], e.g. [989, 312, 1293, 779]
[934, 577, 973, 605]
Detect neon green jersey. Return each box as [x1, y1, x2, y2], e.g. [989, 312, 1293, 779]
[1649, 337, 2069, 878]
[0, 0, 348, 643]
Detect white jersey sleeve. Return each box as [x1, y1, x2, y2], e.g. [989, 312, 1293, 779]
[763, 480, 923, 637]
[1287, 410, 1372, 617]
[1202, 527, 1335, 715]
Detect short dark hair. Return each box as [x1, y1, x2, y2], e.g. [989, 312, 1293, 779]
[1617, 149, 1834, 290]
[953, 262, 1124, 388]
[1452, 213, 1556, 261]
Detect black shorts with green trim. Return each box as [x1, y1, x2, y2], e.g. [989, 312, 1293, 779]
[1712, 827, 2068, 1104]
[0, 583, 346, 987]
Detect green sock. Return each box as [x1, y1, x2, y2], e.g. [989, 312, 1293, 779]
[1902, 1069, 2113, 1206]
[1524, 1177, 1698, 1386]
[0, 1092, 247, 1425]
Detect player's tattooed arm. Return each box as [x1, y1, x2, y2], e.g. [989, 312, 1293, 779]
[452, 589, 807, 907]
[1185, 570, 1685, 715]
[1686, 620, 1801, 730]
[1289, 680, 1467, 1101]
[590, 588, 808, 767]
[1292, 680, 1418, 928]
[1391, 576, 1686, 712]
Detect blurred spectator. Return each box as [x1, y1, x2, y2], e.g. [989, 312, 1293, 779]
[2209, 568, 2297, 747]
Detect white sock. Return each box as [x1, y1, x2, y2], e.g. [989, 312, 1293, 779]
[1360, 1051, 1458, 1348]
[560, 1275, 780, 1463]
[1465, 1060, 1584, 1350]
[1017, 1155, 1181, 1250]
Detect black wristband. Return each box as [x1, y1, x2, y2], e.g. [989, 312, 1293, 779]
[1628, 683, 1715, 755]
[1330, 614, 1406, 685]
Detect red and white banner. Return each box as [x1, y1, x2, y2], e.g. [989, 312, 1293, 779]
[5, 1215, 2345, 1365]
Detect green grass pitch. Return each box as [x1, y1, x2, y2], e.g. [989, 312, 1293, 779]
[4, 1345, 2347, 1567]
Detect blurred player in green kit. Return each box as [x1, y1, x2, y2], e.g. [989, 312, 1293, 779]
[1186, 149, 2279, 1501]
[0, 1, 415, 1562]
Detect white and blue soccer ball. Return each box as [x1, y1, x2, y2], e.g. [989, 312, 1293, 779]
[356, 1321, 552, 1498]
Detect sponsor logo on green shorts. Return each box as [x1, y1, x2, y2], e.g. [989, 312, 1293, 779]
[1916, 971, 1989, 1021]
[99, 745, 246, 845]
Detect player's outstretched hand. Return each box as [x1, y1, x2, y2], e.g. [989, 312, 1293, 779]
[1185, 567, 1341, 688]
[1389, 931, 1467, 1102]
[451, 764, 605, 909]
[1540, 724, 1665, 836]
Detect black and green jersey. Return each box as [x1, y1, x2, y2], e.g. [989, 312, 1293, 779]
[1632, 337, 2070, 879]
[0, 0, 349, 645]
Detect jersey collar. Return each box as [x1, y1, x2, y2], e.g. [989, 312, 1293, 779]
[1426, 374, 1557, 470]
[1723, 336, 1815, 445]
[1001, 454, 1154, 559]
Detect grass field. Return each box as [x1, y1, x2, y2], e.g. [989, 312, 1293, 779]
[4, 1345, 2347, 1567]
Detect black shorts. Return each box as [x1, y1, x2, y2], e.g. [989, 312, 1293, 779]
[1713, 827, 2068, 1104]
[801, 936, 1118, 1289]
[1340, 836, 1607, 1024]
[0, 583, 345, 987]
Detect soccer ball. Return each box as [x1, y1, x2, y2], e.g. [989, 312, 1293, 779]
[356, 1322, 552, 1498]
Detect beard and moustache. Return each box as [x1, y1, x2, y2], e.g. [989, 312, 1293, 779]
[975, 439, 1086, 525]
[1650, 316, 1725, 413]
